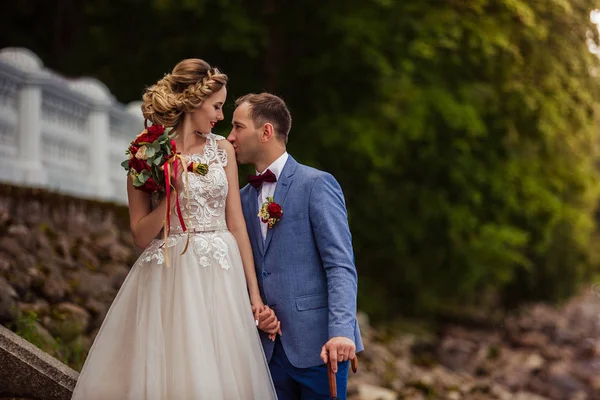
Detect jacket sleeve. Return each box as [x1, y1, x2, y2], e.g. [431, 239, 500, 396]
[309, 173, 358, 341]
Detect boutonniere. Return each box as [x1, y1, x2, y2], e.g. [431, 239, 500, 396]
[187, 161, 209, 176]
[258, 196, 283, 228]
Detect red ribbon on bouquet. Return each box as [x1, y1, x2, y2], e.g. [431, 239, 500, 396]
[162, 154, 191, 267]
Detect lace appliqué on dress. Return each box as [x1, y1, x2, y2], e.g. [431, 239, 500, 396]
[139, 236, 179, 265]
[192, 232, 230, 270]
[139, 233, 230, 269]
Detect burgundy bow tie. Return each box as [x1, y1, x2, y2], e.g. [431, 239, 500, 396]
[248, 169, 277, 189]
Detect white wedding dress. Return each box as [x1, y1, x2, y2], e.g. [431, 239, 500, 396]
[72, 133, 277, 400]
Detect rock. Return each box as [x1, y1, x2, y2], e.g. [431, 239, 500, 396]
[70, 269, 114, 301]
[55, 233, 73, 263]
[541, 344, 564, 361]
[18, 299, 50, 317]
[108, 242, 131, 264]
[6, 253, 38, 297]
[437, 336, 477, 371]
[398, 387, 426, 400]
[0, 236, 23, 258]
[7, 224, 37, 253]
[45, 302, 91, 342]
[545, 362, 587, 399]
[490, 383, 514, 400]
[357, 384, 398, 400]
[363, 342, 395, 377]
[513, 331, 549, 348]
[0, 276, 19, 322]
[19, 320, 60, 356]
[589, 374, 600, 391]
[84, 298, 109, 330]
[76, 244, 101, 270]
[524, 353, 545, 371]
[357, 311, 373, 341]
[0, 255, 10, 273]
[569, 392, 588, 400]
[94, 230, 118, 250]
[34, 226, 55, 254]
[107, 263, 130, 289]
[387, 335, 414, 358]
[7, 224, 29, 236]
[41, 272, 70, 303]
[26, 265, 45, 289]
[447, 391, 460, 400]
[394, 358, 412, 381]
[121, 230, 136, 248]
[513, 392, 550, 400]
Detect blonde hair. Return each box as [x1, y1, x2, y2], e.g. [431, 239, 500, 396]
[141, 59, 228, 128]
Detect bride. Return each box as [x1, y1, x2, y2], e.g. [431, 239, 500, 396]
[72, 59, 278, 399]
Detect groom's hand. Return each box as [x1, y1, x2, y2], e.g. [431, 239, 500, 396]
[254, 306, 281, 337]
[320, 337, 356, 373]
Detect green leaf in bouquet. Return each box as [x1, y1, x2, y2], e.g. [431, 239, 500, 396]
[121, 159, 130, 171]
[150, 165, 164, 184]
[145, 147, 156, 158]
[138, 170, 150, 184]
[132, 175, 143, 187]
[153, 156, 163, 166]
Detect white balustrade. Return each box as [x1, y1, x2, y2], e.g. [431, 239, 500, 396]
[0, 47, 144, 204]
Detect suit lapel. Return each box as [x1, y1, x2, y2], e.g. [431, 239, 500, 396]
[245, 187, 264, 255]
[263, 156, 297, 254]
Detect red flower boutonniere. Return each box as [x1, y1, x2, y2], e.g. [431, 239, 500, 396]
[258, 196, 283, 228]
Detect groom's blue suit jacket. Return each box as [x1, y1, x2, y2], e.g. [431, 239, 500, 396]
[240, 155, 363, 369]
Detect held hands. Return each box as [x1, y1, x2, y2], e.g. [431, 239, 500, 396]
[320, 337, 356, 373]
[251, 303, 282, 341]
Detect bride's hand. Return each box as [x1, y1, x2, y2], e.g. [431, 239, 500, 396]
[252, 304, 282, 341]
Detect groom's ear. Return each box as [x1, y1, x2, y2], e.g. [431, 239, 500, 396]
[261, 123, 275, 143]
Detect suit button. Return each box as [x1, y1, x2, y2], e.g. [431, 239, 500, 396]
[261, 270, 268, 278]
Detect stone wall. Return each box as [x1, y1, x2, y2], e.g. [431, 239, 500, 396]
[0, 183, 139, 373]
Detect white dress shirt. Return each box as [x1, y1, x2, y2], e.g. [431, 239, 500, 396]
[257, 152, 289, 240]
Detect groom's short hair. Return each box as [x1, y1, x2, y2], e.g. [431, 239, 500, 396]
[235, 93, 292, 143]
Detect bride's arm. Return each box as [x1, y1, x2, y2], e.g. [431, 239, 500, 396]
[220, 140, 263, 307]
[127, 176, 172, 249]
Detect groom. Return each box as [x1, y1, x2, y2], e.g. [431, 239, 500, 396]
[228, 93, 363, 399]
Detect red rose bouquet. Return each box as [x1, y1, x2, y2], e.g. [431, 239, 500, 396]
[121, 124, 177, 193]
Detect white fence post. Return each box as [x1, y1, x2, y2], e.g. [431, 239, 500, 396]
[0, 48, 46, 186]
[70, 78, 113, 198]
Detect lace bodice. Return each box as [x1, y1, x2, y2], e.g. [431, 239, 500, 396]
[140, 133, 234, 268]
[168, 133, 229, 234]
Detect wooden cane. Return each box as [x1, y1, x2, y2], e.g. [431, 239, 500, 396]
[328, 356, 359, 399]
[328, 360, 338, 399]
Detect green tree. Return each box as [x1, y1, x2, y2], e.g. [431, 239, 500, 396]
[3, 0, 600, 320]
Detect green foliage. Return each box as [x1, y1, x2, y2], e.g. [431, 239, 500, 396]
[3, 0, 600, 319]
[8, 312, 87, 371]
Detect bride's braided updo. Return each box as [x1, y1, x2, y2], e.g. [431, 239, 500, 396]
[141, 59, 228, 128]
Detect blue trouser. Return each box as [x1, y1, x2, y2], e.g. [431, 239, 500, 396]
[269, 337, 349, 400]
